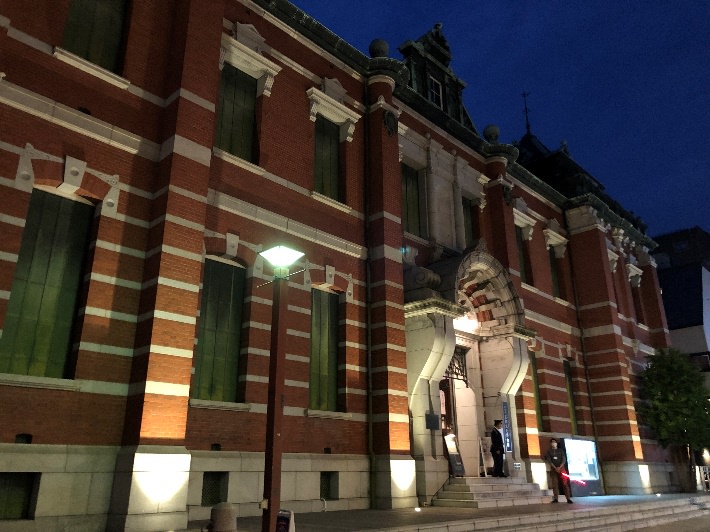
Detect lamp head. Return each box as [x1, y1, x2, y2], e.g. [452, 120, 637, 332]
[259, 245, 304, 278]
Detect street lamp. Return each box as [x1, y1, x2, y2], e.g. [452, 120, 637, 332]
[258, 245, 304, 532]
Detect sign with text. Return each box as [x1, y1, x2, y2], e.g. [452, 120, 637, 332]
[502, 401, 513, 453]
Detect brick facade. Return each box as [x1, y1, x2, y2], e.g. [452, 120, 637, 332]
[0, 1, 673, 529]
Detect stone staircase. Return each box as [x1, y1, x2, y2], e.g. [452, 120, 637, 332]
[431, 476, 553, 509]
[445, 495, 710, 531]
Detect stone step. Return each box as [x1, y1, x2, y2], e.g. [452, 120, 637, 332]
[472, 500, 710, 531]
[443, 483, 541, 493]
[437, 488, 543, 500]
[450, 475, 527, 485]
[432, 476, 550, 509]
[432, 495, 552, 509]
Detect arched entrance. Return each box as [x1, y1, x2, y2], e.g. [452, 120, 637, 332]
[404, 246, 534, 502]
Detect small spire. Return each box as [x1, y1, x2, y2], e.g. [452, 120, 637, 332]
[522, 91, 532, 134]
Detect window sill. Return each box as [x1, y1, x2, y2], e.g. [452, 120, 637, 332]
[213, 147, 263, 173]
[53, 47, 130, 90]
[311, 191, 352, 214]
[0, 372, 80, 391]
[189, 398, 252, 412]
[305, 409, 352, 420]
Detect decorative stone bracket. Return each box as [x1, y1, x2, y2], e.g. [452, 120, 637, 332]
[304, 261, 354, 303]
[307, 85, 361, 142]
[513, 198, 536, 241]
[14, 144, 119, 217]
[626, 263, 643, 288]
[543, 220, 568, 258]
[220, 29, 281, 97]
[608, 249, 620, 274]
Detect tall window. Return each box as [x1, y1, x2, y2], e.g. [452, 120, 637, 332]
[549, 247, 562, 298]
[0, 189, 93, 378]
[62, 0, 127, 73]
[564, 360, 578, 435]
[193, 259, 246, 402]
[314, 116, 341, 201]
[632, 285, 647, 325]
[529, 351, 544, 432]
[401, 163, 426, 237]
[515, 226, 534, 285]
[428, 76, 443, 109]
[216, 63, 258, 163]
[310, 289, 339, 411]
[462, 197, 480, 248]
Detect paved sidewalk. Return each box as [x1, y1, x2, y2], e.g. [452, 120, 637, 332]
[223, 493, 710, 532]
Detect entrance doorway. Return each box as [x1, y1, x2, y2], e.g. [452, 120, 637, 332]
[439, 345, 470, 476]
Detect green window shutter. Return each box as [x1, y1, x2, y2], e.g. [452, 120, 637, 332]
[193, 259, 245, 402]
[314, 116, 340, 201]
[62, 0, 127, 73]
[309, 290, 339, 411]
[215, 64, 257, 162]
[0, 190, 93, 378]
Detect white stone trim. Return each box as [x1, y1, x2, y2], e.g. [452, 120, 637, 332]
[306, 87, 361, 142]
[513, 198, 536, 240]
[310, 190, 353, 213]
[220, 32, 281, 97]
[53, 47, 130, 89]
[626, 262, 643, 288]
[543, 220, 569, 258]
[608, 249, 620, 273]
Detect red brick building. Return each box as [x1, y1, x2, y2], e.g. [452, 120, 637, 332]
[0, 1, 672, 530]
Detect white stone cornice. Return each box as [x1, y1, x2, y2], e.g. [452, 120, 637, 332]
[543, 228, 568, 258]
[513, 198, 536, 240]
[626, 263, 643, 288]
[608, 249, 620, 273]
[565, 205, 607, 235]
[306, 87, 361, 142]
[369, 94, 401, 117]
[220, 32, 281, 97]
[367, 75, 396, 90]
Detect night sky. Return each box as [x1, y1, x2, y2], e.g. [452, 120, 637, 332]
[291, 1, 709, 238]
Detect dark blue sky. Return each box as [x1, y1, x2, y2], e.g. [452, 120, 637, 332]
[292, 1, 709, 238]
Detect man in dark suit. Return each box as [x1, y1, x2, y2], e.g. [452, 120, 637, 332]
[491, 419, 506, 477]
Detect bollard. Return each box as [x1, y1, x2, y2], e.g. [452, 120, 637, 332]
[210, 502, 237, 532]
[276, 509, 295, 532]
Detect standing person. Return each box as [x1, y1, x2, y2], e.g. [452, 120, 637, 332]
[545, 438, 573, 503]
[490, 419, 506, 477]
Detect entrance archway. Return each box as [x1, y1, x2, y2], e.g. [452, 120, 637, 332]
[404, 246, 534, 501]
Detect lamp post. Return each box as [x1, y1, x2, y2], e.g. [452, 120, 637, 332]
[259, 245, 304, 532]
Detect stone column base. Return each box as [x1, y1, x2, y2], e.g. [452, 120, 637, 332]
[371, 454, 419, 509]
[107, 445, 191, 532]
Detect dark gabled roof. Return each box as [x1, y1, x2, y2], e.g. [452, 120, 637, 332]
[515, 132, 650, 240]
[398, 24, 478, 134]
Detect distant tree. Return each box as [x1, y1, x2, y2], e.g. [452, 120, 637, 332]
[638, 348, 710, 492]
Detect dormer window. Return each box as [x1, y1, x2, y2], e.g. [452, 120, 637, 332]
[428, 76, 443, 109]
